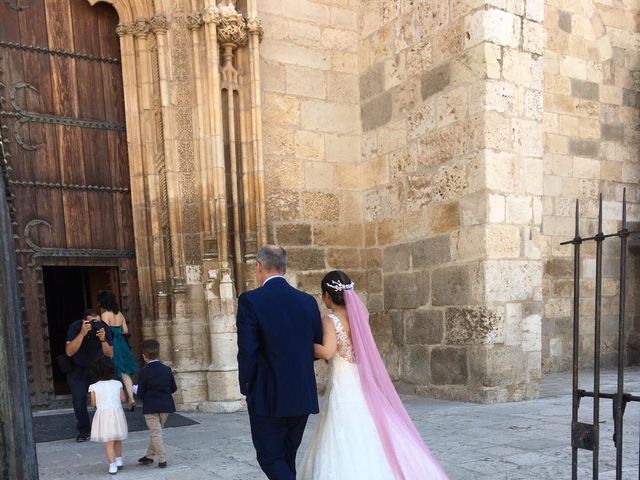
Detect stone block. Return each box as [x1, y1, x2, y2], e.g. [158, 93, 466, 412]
[486, 225, 521, 258]
[544, 258, 572, 277]
[431, 347, 468, 385]
[263, 93, 300, 126]
[407, 101, 436, 140]
[523, 19, 544, 55]
[327, 72, 359, 104]
[382, 243, 411, 273]
[436, 85, 468, 127]
[286, 65, 326, 99]
[295, 130, 324, 160]
[301, 192, 339, 221]
[421, 63, 451, 100]
[412, 235, 451, 269]
[321, 27, 358, 52]
[326, 134, 360, 163]
[568, 138, 599, 158]
[301, 100, 359, 134]
[468, 346, 528, 387]
[405, 309, 445, 345]
[276, 224, 312, 246]
[384, 272, 430, 309]
[366, 268, 383, 293]
[261, 60, 286, 93]
[506, 196, 533, 224]
[429, 201, 461, 235]
[260, 40, 330, 70]
[314, 223, 364, 247]
[445, 305, 504, 346]
[601, 123, 624, 142]
[402, 345, 431, 385]
[465, 8, 521, 49]
[558, 11, 572, 32]
[360, 63, 384, 101]
[305, 162, 335, 191]
[327, 248, 361, 269]
[296, 271, 326, 294]
[571, 79, 599, 101]
[432, 264, 475, 306]
[287, 247, 326, 271]
[484, 261, 542, 303]
[390, 310, 404, 346]
[361, 92, 393, 131]
[267, 190, 300, 221]
[406, 41, 432, 77]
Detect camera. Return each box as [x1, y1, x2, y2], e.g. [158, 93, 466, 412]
[90, 319, 103, 333]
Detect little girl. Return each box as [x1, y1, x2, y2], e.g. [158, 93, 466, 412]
[89, 357, 129, 474]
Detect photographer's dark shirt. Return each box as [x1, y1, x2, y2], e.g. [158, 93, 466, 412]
[66, 320, 113, 368]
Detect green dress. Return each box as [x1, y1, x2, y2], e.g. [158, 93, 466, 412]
[110, 326, 138, 378]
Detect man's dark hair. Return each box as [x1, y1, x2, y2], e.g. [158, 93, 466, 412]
[83, 308, 100, 319]
[256, 245, 287, 274]
[142, 339, 160, 360]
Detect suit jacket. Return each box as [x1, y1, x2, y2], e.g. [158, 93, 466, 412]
[237, 276, 323, 418]
[136, 360, 177, 414]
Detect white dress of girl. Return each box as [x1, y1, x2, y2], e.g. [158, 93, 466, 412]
[89, 379, 128, 442]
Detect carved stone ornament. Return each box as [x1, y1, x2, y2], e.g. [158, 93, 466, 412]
[202, 5, 221, 25]
[132, 19, 151, 38]
[247, 17, 264, 42]
[150, 14, 170, 34]
[116, 22, 134, 37]
[186, 12, 203, 31]
[217, 8, 248, 46]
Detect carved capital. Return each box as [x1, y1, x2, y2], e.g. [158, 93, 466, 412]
[150, 14, 170, 34]
[217, 9, 248, 46]
[116, 22, 134, 37]
[202, 5, 221, 25]
[186, 12, 204, 31]
[132, 18, 151, 38]
[247, 16, 264, 42]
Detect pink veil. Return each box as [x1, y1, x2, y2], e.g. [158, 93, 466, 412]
[345, 289, 448, 480]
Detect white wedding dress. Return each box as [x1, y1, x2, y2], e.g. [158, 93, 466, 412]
[299, 314, 396, 479]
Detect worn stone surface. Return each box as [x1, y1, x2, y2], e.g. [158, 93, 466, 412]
[431, 347, 468, 385]
[445, 306, 503, 345]
[384, 271, 430, 309]
[431, 264, 476, 306]
[405, 309, 445, 345]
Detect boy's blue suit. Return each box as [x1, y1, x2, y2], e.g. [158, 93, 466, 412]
[237, 276, 322, 480]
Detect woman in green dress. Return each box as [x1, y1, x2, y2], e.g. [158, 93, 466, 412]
[97, 290, 138, 410]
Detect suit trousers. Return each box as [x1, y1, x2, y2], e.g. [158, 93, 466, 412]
[249, 412, 309, 480]
[144, 413, 169, 463]
[67, 366, 91, 436]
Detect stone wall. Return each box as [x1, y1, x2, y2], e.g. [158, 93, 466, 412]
[357, 0, 544, 402]
[258, 0, 367, 304]
[541, 0, 640, 372]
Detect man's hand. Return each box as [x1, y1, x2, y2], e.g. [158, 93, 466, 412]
[96, 328, 106, 342]
[80, 320, 92, 338]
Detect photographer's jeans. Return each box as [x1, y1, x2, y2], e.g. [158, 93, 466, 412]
[67, 366, 91, 436]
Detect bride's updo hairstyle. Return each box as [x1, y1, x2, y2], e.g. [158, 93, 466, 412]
[321, 270, 352, 306]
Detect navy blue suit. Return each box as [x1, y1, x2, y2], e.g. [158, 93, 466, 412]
[237, 276, 322, 480]
[136, 360, 177, 414]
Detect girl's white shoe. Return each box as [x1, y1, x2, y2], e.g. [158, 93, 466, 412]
[108, 463, 118, 475]
[115, 457, 123, 469]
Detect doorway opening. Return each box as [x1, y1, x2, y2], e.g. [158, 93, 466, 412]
[43, 265, 121, 396]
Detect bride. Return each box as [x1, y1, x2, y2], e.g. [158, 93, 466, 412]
[299, 271, 447, 480]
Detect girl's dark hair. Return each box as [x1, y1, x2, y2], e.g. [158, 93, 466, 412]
[97, 290, 120, 314]
[320, 270, 352, 306]
[91, 357, 115, 381]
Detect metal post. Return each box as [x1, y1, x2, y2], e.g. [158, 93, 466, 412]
[571, 200, 581, 480]
[614, 189, 628, 480]
[0, 125, 39, 478]
[593, 194, 604, 479]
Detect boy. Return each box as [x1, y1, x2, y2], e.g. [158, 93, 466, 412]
[135, 339, 177, 468]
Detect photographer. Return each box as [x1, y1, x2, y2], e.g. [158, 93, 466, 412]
[65, 308, 114, 442]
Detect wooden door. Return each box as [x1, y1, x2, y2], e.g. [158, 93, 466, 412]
[0, 0, 141, 406]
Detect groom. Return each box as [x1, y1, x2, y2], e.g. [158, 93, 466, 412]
[237, 245, 323, 479]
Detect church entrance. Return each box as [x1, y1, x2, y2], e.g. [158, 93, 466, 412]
[0, 0, 141, 407]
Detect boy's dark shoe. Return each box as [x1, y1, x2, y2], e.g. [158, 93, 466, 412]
[138, 456, 153, 465]
[158, 462, 167, 468]
[75, 433, 90, 443]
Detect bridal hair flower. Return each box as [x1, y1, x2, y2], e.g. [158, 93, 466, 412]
[325, 280, 355, 292]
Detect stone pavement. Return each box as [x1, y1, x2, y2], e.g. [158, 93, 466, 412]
[36, 367, 640, 479]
